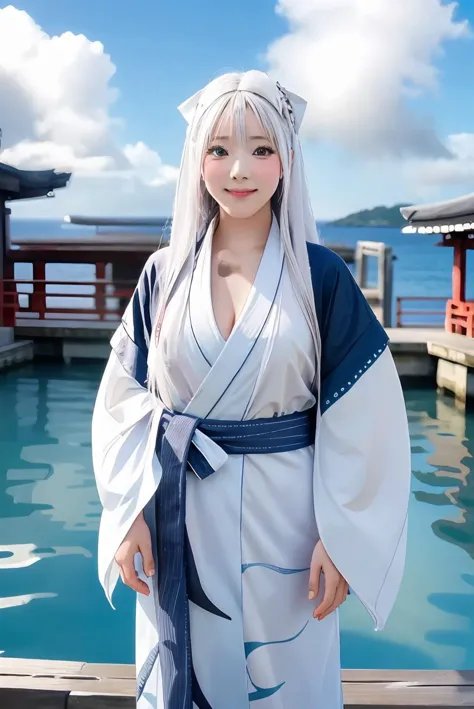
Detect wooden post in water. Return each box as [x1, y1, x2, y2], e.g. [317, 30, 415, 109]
[355, 241, 393, 327]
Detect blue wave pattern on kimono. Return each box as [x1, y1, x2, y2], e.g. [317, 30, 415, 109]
[241, 563, 310, 575]
[247, 667, 285, 702]
[187, 531, 232, 619]
[245, 622, 310, 702]
[244, 620, 309, 659]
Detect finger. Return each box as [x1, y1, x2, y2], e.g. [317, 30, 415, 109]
[119, 560, 150, 596]
[139, 536, 155, 578]
[318, 581, 348, 620]
[318, 582, 348, 620]
[313, 572, 338, 617]
[308, 560, 322, 601]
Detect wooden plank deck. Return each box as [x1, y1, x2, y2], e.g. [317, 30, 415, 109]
[15, 319, 118, 336]
[387, 328, 474, 359]
[9, 324, 474, 403]
[10, 323, 463, 341]
[14, 323, 473, 351]
[14, 323, 474, 366]
[0, 659, 473, 707]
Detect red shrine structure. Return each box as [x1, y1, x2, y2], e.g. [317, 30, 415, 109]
[401, 194, 474, 337]
[0, 162, 168, 327]
[0, 163, 70, 326]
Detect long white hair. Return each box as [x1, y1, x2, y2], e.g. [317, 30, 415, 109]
[147, 70, 322, 398]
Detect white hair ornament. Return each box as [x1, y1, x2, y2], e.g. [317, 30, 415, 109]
[177, 70, 307, 135]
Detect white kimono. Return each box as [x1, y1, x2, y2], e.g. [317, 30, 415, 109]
[92, 216, 411, 708]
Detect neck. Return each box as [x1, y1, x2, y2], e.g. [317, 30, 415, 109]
[213, 203, 273, 253]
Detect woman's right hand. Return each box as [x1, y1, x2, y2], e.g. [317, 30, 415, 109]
[115, 511, 155, 596]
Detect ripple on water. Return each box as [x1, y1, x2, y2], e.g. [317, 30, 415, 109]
[0, 544, 93, 569]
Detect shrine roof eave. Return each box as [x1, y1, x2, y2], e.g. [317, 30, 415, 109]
[400, 193, 474, 235]
[401, 217, 474, 235]
[400, 192, 474, 222]
[0, 162, 71, 201]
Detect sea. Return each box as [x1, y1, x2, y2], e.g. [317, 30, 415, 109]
[9, 217, 474, 326]
[1, 217, 474, 670]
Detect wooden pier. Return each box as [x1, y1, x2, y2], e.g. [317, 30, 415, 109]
[387, 328, 474, 405]
[3, 321, 473, 405]
[0, 658, 473, 707]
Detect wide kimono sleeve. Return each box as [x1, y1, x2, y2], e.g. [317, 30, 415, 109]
[308, 244, 411, 631]
[91, 250, 166, 607]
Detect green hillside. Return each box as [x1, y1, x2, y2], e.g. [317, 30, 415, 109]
[330, 203, 411, 228]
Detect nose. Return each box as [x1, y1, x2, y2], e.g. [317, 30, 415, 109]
[229, 156, 249, 181]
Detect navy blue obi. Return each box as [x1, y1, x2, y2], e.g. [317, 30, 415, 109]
[146, 407, 316, 708]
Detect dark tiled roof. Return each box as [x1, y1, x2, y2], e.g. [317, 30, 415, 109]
[0, 162, 71, 200]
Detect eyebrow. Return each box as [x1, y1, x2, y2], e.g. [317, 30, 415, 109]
[212, 135, 270, 141]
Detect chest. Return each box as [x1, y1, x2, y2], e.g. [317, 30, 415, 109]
[210, 248, 264, 342]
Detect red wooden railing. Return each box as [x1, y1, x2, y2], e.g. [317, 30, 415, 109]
[446, 298, 474, 337]
[0, 275, 135, 326]
[396, 296, 448, 328]
[0, 274, 461, 334]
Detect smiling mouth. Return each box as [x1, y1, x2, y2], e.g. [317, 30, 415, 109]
[225, 189, 258, 196]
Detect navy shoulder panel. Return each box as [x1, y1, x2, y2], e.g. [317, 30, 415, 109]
[306, 242, 389, 412]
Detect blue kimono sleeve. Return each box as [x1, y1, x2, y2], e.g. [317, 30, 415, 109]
[110, 251, 162, 388]
[307, 243, 389, 413]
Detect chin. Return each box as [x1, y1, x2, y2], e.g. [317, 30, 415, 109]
[218, 199, 270, 220]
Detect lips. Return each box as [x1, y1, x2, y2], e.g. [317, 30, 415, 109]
[226, 189, 257, 198]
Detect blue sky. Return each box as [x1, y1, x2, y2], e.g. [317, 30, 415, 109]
[2, 0, 474, 219]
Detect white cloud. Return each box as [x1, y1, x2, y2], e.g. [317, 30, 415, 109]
[123, 142, 180, 187]
[0, 5, 178, 216]
[266, 0, 469, 158]
[407, 132, 474, 190]
[1, 141, 115, 173]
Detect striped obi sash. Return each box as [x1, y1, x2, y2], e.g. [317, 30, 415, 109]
[138, 407, 316, 707]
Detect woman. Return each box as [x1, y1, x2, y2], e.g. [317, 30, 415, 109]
[92, 70, 411, 709]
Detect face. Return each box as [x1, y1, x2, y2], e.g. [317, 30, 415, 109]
[202, 107, 282, 219]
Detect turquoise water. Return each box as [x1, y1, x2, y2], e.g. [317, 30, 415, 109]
[0, 362, 473, 668]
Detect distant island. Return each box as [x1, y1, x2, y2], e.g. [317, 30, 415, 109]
[329, 203, 411, 228]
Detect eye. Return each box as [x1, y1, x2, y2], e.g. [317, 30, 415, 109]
[206, 145, 227, 158]
[254, 146, 275, 157]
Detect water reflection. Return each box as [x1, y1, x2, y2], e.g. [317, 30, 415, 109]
[1, 364, 102, 530]
[340, 388, 474, 671]
[0, 362, 135, 662]
[1, 375, 55, 518]
[402, 390, 474, 669]
[408, 393, 474, 560]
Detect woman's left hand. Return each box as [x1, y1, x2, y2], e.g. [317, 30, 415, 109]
[308, 540, 349, 621]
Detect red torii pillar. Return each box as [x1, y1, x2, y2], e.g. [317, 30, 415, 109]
[453, 238, 466, 302]
[447, 234, 473, 337]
